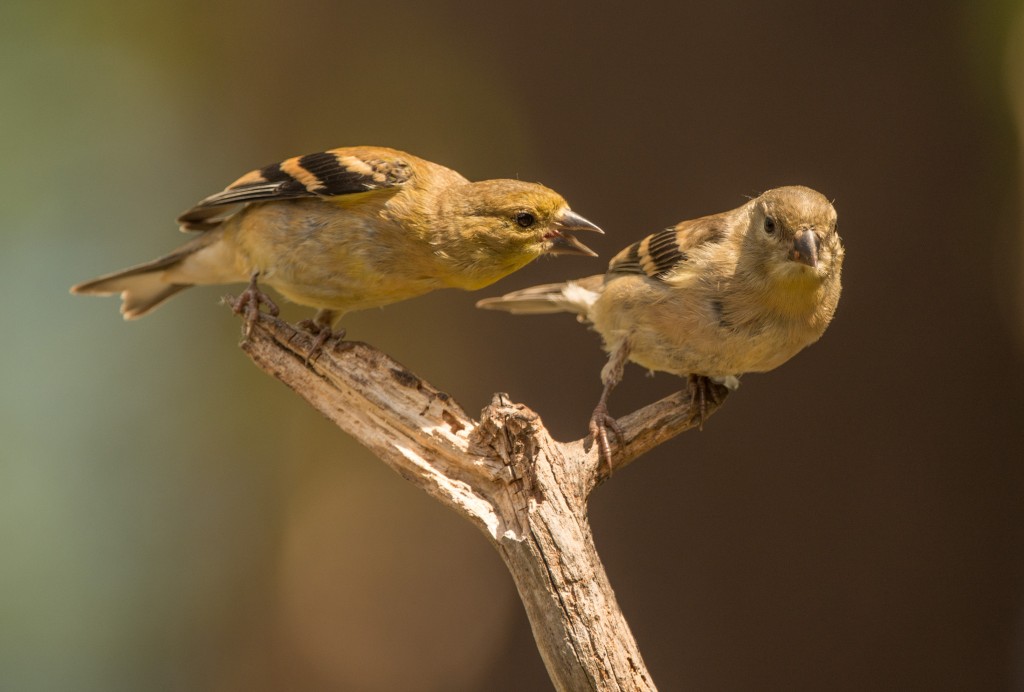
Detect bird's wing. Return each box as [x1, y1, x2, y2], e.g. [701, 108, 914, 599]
[177, 147, 418, 230]
[606, 214, 727, 281]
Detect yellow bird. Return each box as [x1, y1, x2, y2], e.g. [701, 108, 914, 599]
[478, 186, 844, 462]
[72, 146, 602, 338]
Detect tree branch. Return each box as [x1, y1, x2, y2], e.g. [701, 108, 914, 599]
[236, 311, 727, 691]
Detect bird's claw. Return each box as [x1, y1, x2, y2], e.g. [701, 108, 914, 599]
[589, 402, 624, 474]
[296, 319, 346, 363]
[687, 375, 721, 430]
[231, 273, 279, 337]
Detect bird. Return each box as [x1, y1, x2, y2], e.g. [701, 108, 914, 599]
[477, 185, 844, 465]
[71, 145, 603, 342]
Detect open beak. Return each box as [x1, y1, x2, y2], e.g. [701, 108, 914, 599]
[546, 209, 603, 257]
[789, 229, 820, 268]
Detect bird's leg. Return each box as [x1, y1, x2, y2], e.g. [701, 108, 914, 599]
[589, 339, 630, 473]
[297, 309, 345, 362]
[590, 389, 623, 474]
[230, 272, 279, 337]
[687, 374, 720, 430]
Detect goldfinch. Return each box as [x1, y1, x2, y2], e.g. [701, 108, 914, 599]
[477, 186, 844, 462]
[71, 146, 602, 334]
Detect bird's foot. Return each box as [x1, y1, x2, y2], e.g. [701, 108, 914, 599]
[296, 319, 346, 363]
[230, 273, 279, 337]
[589, 401, 625, 474]
[687, 374, 722, 430]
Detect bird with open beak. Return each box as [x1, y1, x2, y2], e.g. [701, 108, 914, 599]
[72, 145, 602, 338]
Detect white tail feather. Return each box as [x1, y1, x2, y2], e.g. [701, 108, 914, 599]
[476, 277, 601, 316]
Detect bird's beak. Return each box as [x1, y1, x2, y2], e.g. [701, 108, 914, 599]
[789, 229, 820, 268]
[556, 209, 604, 235]
[546, 209, 603, 257]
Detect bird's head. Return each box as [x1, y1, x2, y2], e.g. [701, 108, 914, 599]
[744, 185, 843, 285]
[437, 179, 603, 288]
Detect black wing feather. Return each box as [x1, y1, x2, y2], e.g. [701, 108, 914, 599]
[177, 148, 415, 230]
[606, 216, 727, 282]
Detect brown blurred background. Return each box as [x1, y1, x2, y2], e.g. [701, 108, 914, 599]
[3, 1, 1023, 690]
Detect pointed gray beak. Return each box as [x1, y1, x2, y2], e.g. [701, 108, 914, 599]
[789, 229, 820, 268]
[545, 209, 602, 257]
[548, 233, 599, 257]
[554, 209, 604, 235]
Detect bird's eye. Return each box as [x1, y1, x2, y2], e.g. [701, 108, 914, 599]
[764, 217, 776, 234]
[515, 212, 536, 228]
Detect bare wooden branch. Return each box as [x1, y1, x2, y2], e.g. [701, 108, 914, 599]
[236, 311, 727, 691]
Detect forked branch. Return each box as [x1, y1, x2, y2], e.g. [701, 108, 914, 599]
[236, 310, 728, 691]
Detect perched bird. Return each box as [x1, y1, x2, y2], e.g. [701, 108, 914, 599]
[477, 186, 844, 463]
[71, 145, 602, 339]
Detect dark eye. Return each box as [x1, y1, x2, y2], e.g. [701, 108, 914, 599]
[764, 216, 776, 234]
[515, 212, 536, 228]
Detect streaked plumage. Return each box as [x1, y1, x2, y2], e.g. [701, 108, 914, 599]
[478, 186, 844, 462]
[72, 146, 602, 329]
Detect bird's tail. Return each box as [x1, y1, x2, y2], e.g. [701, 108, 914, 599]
[70, 234, 218, 319]
[476, 275, 603, 316]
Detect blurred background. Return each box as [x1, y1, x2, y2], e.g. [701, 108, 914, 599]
[2, 1, 1023, 690]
